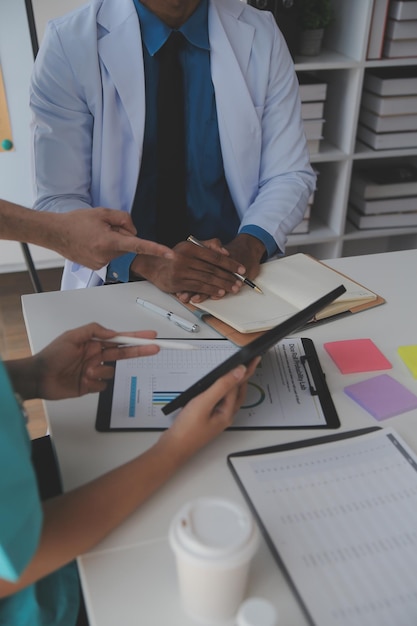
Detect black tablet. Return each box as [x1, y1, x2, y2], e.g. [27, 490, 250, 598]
[162, 284, 346, 415]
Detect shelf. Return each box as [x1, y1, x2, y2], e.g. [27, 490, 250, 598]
[295, 49, 359, 71]
[287, 216, 339, 246]
[365, 58, 417, 69]
[309, 140, 347, 163]
[344, 222, 417, 240]
[354, 141, 417, 160]
[291, 0, 417, 262]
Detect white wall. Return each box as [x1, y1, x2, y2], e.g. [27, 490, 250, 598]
[0, 0, 85, 273]
[31, 0, 88, 44]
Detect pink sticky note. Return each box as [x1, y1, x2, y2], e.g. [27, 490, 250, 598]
[324, 339, 392, 374]
[344, 374, 417, 421]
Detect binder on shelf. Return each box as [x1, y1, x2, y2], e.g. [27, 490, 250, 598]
[297, 72, 327, 102]
[350, 193, 417, 215]
[366, 0, 390, 59]
[363, 66, 417, 96]
[383, 37, 417, 58]
[301, 101, 325, 120]
[385, 18, 417, 40]
[303, 118, 325, 141]
[357, 124, 417, 150]
[307, 138, 321, 155]
[289, 204, 312, 234]
[348, 205, 417, 229]
[361, 90, 417, 116]
[290, 218, 310, 234]
[389, 0, 417, 20]
[359, 108, 417, 133]
[351, 163, 417, 199]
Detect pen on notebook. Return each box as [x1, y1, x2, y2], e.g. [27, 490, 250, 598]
[136, 298, 200, 333]
[186, 235, 263, 294]
[93, 335, 196, 350]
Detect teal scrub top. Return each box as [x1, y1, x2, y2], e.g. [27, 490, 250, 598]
[0, 361, 79, 625]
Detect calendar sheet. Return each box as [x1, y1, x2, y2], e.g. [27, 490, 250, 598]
[229, 428, 417, 626]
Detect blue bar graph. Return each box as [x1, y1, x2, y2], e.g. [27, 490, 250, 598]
[153, 391, 180, 406]
[129, 376, 137, 417]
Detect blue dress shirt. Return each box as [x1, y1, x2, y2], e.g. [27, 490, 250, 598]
[107, 0, 276, 282]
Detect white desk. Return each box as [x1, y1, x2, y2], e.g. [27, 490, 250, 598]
[22, 250, 417, 626]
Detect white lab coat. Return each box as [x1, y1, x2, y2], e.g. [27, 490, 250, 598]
[30, 0, 315, 289]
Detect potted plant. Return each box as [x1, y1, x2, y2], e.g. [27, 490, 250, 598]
[298, 0, 334, 56]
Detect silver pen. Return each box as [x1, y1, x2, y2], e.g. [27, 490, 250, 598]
[136, 298, 200, 333]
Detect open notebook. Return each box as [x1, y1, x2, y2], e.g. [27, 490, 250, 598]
[186, 254, 384, 337]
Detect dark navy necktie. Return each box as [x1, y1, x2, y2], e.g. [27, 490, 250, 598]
[155, 31, 187, 247]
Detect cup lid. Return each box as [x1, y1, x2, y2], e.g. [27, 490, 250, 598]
[236, 597, 278, 626]
[169, 497, 257, 562]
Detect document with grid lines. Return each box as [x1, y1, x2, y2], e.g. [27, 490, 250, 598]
[229, 428, 417, 626]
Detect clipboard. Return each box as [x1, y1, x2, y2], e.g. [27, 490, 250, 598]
[95, 337, 340, 431]
[227, 427, 382, 626]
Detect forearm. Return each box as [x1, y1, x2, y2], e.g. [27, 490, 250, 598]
[0, 437, 187, 597]
[0, 200, 62, 251]
[4, 357, 40, 401]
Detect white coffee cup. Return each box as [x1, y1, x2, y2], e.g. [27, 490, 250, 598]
[169, 497, 259, 625]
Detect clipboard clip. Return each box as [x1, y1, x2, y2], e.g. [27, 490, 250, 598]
[300, 355, 319, 396]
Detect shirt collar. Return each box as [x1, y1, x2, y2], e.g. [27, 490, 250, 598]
[133, 0, 209, 56]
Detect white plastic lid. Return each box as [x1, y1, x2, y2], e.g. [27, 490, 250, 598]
[169, 497, 258, 566]
[236, 597, 278, 626]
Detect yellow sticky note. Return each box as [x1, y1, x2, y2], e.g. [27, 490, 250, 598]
[398, 345, 417, 379]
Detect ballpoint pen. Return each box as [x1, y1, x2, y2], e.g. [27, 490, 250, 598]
[136, 298, 200, 333]
[186, 235, 263, 294]
[93, 335, 196, 350]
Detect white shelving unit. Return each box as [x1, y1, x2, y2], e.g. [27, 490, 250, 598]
[1, 0, 416, 273]
[287, 0, 417, 259]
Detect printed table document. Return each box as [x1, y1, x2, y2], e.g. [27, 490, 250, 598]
[228, 428, 417, 626]
[96, 338, 338, 431]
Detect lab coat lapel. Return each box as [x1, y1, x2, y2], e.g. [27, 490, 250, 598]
[97, 0, 145, 150]
[209, 0, 261, 212]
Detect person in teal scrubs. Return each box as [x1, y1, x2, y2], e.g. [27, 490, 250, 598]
[0, 322, 258, 624]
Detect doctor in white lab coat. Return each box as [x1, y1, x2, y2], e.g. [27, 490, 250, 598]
[30, 0, 315, 291]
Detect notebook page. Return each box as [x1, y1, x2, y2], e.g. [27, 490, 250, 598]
[258, 254, 376, 309]
[192, 254, 376, 332]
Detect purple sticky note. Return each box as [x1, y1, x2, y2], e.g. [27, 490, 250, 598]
[344, 374, 417, 421]
[324, 338, 392, 374]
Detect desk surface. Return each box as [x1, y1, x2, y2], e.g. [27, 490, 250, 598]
[22, 250, 417, 626]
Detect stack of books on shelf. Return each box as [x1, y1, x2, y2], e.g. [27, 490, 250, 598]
[289, 168, 319, 236]
[290, 192, 314, 235]
[383, 0, 417, 58]
[367, 0, 417, 59]
[297, 72, 327, 156]
[347, 162, 417, 229]
[357, 66, 417, 150]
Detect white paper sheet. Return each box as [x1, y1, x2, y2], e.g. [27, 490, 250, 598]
[105, 338, 328, 429]
[230, 428, 417, 626]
